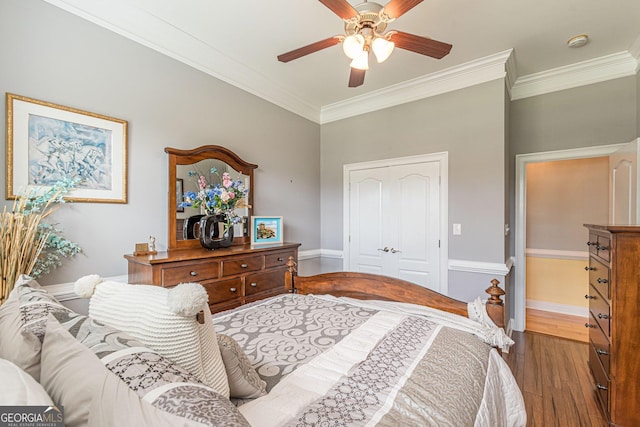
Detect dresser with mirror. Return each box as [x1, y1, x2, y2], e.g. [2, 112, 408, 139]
[124, 145, 300, 314]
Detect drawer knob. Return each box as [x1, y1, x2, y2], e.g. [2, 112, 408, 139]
[596, 278, 608, 284]
[585, 323, 596, 328]
[241, 263, 248, 268]
[229, 287, 237, 293]
[596, 383, 608, 391]
[584, 266, 594, 271]
[190, 271, 198, 276]
[597, 313, 610, 320]
[277, 257, 284, 262]
[596, 349, 609, 356]
[250, 283, 257, 287]
[587, 241, 597, 246]
[596, 245, 608, 251]
[585, 294, 595, 300]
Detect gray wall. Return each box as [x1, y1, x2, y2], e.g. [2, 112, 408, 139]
[321, 79, 507, 263]
[510, 76, 638, 157]
[321, 79, 508, 301]
[0, 0, 321, 285]
[637, 71, 640, 137]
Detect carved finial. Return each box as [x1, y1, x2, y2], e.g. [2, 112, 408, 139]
[286, 256, 297, 274]
[485, 278, 505, 305]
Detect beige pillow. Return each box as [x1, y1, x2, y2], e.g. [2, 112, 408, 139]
[0, 275, 64, 381]
[86, 280, 229, 397]
[217, 334, 267, 399]
[0, 358, 54, 405]
[41, 312, 250, 427]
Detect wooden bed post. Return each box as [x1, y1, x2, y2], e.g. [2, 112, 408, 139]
[285, 256, 297, 293]
[485, 279, 505, 329]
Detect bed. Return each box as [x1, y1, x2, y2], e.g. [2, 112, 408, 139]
[211, 259, 526, 426]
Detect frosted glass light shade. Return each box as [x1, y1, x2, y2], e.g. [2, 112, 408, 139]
[372, 37, 394, 63]
[342, 34, 365, 59]
[350, 50, 369, 70]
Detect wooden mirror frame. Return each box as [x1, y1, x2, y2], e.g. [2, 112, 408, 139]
[166, 145, 257, 250]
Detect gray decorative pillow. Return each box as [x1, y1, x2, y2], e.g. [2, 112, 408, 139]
[16, 275, 71, 342]
[43, 311, 250, 427]
[217, 334, 267, 399]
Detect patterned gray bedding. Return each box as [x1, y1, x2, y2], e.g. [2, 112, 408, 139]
[213, 293, 526, 427]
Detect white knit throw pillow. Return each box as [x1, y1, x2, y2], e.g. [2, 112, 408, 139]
[87, 281, 229, 397]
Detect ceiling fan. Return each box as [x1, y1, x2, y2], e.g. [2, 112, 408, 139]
[277, 0, 452, 88]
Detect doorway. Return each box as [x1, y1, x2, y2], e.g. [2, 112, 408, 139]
[514, 143, 626, 332]
[343, 153, 449, 294]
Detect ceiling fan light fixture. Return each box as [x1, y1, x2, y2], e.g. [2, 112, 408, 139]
[343, 34, 365, 59]
[350, 49, 369, 70]
[372, 36, 394, 63]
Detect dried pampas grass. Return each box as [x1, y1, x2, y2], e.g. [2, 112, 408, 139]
[0, 184, 72, 305]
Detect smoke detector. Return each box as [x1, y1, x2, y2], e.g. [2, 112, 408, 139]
[567, 34, 589, 48]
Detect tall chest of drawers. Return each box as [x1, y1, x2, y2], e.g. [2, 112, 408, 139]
[125, 243, 300, 314]
[584, 225, 640, 426]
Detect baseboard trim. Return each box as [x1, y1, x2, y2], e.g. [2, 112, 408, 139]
[526, 299, 588, 317]
[46, 274, 128, 301]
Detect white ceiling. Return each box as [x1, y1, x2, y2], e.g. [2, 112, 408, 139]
[44, 0, 640, 123]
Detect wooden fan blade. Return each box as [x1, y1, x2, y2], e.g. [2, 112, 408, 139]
[319, 0, 359, 20]
[389, 31, 452, 59]
[348, 68, 366, 87]
[383, 0, 423, 19]
[277, 36, 341, 63]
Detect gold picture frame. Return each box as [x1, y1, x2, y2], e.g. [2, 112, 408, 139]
[6, 93, 128, 203]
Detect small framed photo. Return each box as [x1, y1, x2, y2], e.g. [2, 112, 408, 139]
[251, 216, 283, 245]
[176, 178, 184, 212]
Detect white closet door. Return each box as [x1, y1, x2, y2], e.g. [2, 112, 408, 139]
[348, 167, 387, 275]
[348, 161, 441, 291]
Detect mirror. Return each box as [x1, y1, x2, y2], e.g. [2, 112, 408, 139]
[166, 146, 257, 250]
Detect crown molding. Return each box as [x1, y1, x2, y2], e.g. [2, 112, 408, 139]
[320, 49, 514, 123]
[511, 51, 639, 100]
[42, 0, 321, 123]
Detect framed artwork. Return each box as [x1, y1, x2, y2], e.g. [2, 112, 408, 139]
[5, 93, 128, 203]
[176, 178, 184, 212]
[251, 216, 283, 245]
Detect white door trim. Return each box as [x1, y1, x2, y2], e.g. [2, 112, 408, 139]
[343, 152, 449, 294]
[514, 142, 627, 332]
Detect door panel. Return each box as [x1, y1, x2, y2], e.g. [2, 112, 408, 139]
[392, 162, 440, 290]
[348, 160, 440, 292]
[349, 169, 386, 274]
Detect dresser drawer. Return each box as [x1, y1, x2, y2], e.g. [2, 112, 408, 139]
[589, 342, 610, 416]
[589, 284, 611, 337]
[221, 255, 262, 277]
[245, 269, 286, 296]
[201, 277, 242, 303]
[265, 250, 295, 269]
[161, 261, 219, 286]
[588, 257, 610, 300]
[596, 235, 611, 262]
[589, 311, 610, 375]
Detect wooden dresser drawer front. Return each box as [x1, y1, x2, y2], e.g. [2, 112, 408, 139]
[589, 284, 611, 337]
[245, 269, 286, 296]
[201, 278, 242, 303]
[589, 343, 610, 415]
[161, 262, 219, 286]
[589, 311, 611, 375]
[221, 256, 262, 277]
[265, 251, 295, 269]
[588, 258, 610, 300]
[596, 235, 611, 262]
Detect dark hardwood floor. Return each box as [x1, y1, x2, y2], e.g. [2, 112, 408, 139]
[503, 331, 608, 427]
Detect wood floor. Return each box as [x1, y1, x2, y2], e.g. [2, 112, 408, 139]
[503, 331, 608, 427]
[526, 308, 588, 342]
